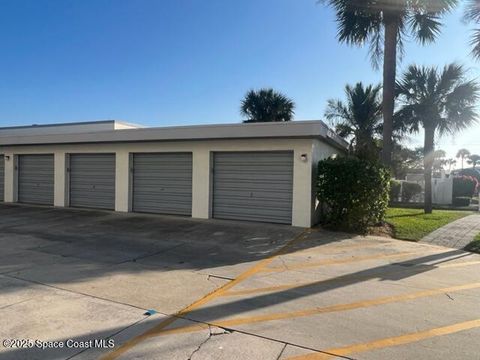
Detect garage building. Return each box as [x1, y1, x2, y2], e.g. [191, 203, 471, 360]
[0, 120, 347, 227]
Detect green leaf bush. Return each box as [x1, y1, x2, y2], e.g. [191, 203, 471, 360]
[401, 181, 422, 202]
[453, 176, 477, 198]
[316, 157, 390, 232]
[390, 180, 401, 202]
[452, 196, 471, 207]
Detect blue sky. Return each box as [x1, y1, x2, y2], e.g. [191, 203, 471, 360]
[0, 0, 478, 163]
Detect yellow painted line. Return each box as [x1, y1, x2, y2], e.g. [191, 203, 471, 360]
[287, 318, 480, 360]
[223, 283, 303, 297]
[262, 251, 416, 272]
[223, 259, 480, 297]
[101, 229, 310, 360]
[153, 282, 480, 336]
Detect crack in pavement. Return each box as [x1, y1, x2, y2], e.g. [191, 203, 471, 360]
[188, 325, 213, 360]
[174, 312, 356, 360]
[116, 243, 185, 265]
[187, 325, 231, 360]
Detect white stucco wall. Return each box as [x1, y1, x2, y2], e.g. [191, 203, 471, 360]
[0, 138, 343, 227]
[3, 153, 16, 202]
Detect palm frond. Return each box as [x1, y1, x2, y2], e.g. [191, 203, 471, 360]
[435, 63, 464, 97]
[368, 29, 384, 69]
[463, 0, 480, 22]
[462, 1, 480, 59]
[321, 0, 457, 68]
[322, 0, 382, 45]
[408, 12, 442, 44]
[325, 99, 351, 124]
[469, 28, 480, 60]
[335, 123, 354, 138]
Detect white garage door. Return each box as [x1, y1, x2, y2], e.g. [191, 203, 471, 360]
[69, 154, 116, 210]
[18, 154, 54, 205]
[213, 151, 294, 224]
[132, 153, 192, 216]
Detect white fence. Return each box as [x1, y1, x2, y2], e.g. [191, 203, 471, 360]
[395, 177, 453, 205]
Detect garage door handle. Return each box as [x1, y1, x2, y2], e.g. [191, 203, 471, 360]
[250, 192, 253, 197]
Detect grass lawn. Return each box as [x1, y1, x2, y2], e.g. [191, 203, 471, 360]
[385, 208, 471, 241]
[465, 233, 480, 254]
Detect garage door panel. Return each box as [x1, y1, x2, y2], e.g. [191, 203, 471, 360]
[214, 197, 292, 207]
[132, 153, 192, 216]
[132, 198, 192, 214]
[213, 190, 293, 201]
[70, 193, 115, 202]
[135, 186, 191, 195]
[70, 181, 114, 187]
[213, 207, 292, 223]
[69, 154, 115, 210]
[215, 175, 293, 183]
[215, 204, 291, 215]
[134, 178, 192, 185]
[17, 154, 54, 205]
[70, 189, 114, 196]
[134, 194, 192, 202]
[213, 151, 293, 224]
[70, 186, 115, 193]
[217, 178, 291, 191]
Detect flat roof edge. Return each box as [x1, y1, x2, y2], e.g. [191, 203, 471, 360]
[0, 120, 119, 130]
[0, 121, 349, 149]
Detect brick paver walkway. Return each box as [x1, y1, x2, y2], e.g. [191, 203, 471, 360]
[421, 214, 480, 249]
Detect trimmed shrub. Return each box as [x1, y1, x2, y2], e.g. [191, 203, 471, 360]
[389, 180, 401, 202]
[453, 197, 471, 207]
[453, 176, 477, 198]
[316, 157, 390, 232]
[401, 182, 422, 202]
[459, 168, 480, 183]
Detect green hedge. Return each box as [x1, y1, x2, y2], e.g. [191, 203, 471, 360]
[452, 197, 471, 207]
[401, 182, 422, 202]
[316, 157, 390, 232]
[453, 176, 477, 198]
[390, 180, 401, 202]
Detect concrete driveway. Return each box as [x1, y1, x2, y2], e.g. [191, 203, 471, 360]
[1, 204, 480, 359]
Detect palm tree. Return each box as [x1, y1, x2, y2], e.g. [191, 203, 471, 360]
[325, 82, 382, 160]
[395, 63, 479, 213]
[322, 0, 458, 167]
[446, 158, 457, 172]
[468, 154, 480, 168]
[433, 150, 447, 173]
[241, 88, 295, 123]
[456, 148, 471, 169]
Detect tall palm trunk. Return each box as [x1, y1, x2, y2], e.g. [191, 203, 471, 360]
[381, 16, 398, 168]
[423, 125, 435, 214]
